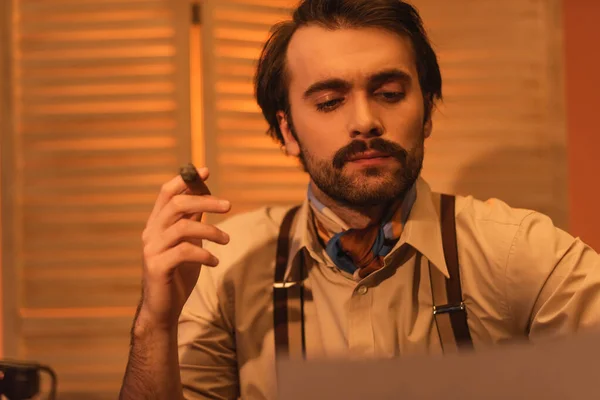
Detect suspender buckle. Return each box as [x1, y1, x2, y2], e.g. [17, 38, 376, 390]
[273, 281, 300, 289]
[433, 302, 466, 315]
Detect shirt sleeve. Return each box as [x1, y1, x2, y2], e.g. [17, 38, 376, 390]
[505, 212, 600, 338]
[178, 261, 239, 400]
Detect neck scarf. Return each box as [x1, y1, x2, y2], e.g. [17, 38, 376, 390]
[308, 184, 416, 280]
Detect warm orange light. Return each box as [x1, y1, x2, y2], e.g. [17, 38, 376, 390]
[190, 3, 205, 167]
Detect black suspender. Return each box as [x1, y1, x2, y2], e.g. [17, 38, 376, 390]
[273, 206, 306, 359]
[273, 195, 473, 359]
[429, 194, 474, 352]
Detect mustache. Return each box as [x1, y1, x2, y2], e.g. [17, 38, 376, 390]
[332, 138, 408, 169]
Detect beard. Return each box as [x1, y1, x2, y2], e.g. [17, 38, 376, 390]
[291, 125, 425, 208]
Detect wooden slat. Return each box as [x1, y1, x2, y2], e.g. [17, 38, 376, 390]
[23, 275, 141, 308]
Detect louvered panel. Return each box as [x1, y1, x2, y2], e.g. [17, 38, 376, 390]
[204, 0, 304, 218]
[5, 0, 192, 397]
[204, 0, 566, 228]
[21, 313, 134, 394]
[416, 0, 566, 227]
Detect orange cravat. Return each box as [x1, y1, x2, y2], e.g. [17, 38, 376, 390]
[307, 183, 417, 279]
[310, 201, 404, 279]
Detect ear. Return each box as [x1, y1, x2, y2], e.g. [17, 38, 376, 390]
[276, 111, 300, 156]
[423, 101, 434, 139]
[424, 116, 433, 139]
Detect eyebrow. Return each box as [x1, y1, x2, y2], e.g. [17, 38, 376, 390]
[302, 68, 412, 100]
[367, 69, 412, 92]
[302, 79, 351, 100]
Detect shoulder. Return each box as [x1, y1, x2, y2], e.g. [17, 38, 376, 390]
[454, 194, 538, 266]
[455, 194, 536, 227]
[454, 193, 577, 272]
[208, 205, 294, 259]
[202, 205, 297, 281]
[455, 193, 570, 255]
[215, 205, 290, 241]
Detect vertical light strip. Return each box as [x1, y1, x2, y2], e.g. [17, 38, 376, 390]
[190, 1, 205, 167]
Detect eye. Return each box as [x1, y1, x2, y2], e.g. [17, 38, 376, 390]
[376, 92, 405, 103]
[316, 98, 344, 112]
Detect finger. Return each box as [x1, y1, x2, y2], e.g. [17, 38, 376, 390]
[145, 219, 230, 256]
[147, 242, 220, 276]
[153, 194, 231, 231]
[148, 167, 210, 223]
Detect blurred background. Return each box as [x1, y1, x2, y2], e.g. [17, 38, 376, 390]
[0, 0, 598, 398]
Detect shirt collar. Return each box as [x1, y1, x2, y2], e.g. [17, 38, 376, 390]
[399, 177, 449, 278]
[285, 176, 449, 281]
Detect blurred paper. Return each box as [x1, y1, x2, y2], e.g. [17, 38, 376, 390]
[277, 330, 600, 400]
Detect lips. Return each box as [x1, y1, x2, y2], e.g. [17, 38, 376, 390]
[347, 151, 391, 162]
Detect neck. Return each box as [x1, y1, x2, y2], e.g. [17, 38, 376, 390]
[309, 182, 391, 229]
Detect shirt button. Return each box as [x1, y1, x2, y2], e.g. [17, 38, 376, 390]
[357, 285, 368, 295]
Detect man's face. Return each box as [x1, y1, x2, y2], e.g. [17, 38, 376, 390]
[278, 26, 432, 207]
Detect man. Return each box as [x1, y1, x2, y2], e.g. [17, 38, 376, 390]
[119, 0, 600, 399]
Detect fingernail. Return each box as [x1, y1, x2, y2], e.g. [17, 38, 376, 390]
[219, 200, 231, 208]
[199, 167, 209, 176]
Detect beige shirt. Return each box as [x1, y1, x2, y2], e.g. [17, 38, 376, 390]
[178, 178, 600, 399]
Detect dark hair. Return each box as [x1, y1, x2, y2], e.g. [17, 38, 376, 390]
[254, 0, 442, 145]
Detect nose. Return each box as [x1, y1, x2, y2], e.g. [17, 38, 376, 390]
[347, 93, 383, 139]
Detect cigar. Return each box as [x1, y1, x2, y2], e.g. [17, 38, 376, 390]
[179, 163, 211, 196]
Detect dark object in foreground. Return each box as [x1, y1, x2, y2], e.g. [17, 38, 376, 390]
[0, 360, 57, 400]
[179, 163, 211, 196]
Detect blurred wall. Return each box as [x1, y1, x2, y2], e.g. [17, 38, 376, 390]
[564, 1, 600, 249]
